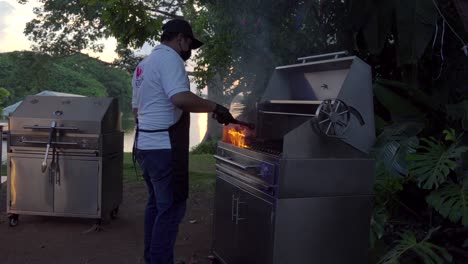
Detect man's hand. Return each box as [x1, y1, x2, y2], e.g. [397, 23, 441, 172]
[212, 104, 234, 125]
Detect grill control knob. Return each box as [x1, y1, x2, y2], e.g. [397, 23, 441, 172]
[259, 163, 273, 181]
[81, 139, 88, 148]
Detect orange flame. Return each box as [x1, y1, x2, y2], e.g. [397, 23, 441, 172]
[223, 126, 249, 148]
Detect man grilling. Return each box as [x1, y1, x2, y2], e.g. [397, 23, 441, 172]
[131, 19, 234, 264]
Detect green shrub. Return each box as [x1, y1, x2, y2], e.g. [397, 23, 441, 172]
[190, 140, 218, 154]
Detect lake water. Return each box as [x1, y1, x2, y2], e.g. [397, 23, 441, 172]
[122, 112, 208, 152]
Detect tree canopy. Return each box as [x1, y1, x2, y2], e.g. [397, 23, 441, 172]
[0, 51, 132, 113]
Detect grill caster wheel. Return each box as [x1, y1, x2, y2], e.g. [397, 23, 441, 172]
[110, 207, 119, 219]
[207, 255, 221, 264]
[8, 214, 19, 227]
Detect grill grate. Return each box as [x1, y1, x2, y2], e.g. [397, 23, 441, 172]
[248, 141, 282, 156]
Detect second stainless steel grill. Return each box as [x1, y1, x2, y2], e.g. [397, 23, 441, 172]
[6, 96, 123, 226]
[212, 52, 376, 264]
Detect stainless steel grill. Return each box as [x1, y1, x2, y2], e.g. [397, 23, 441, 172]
[212, 52, 376, 264]
[6, 96, 123, 226]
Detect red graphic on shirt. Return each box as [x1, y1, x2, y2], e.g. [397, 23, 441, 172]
[136, 66, 144, 78]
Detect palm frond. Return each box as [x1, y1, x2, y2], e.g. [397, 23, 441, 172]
[373, 122, 424, 177]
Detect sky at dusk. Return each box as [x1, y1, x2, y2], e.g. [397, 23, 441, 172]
[0, 0, 119, 62]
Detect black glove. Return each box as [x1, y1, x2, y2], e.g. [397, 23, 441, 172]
[212, 104, 234, 125]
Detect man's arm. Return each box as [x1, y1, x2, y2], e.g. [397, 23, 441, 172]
[132, 108, 138, 122]
[170, 91, 216, 113]
[171, 91, 235, 125]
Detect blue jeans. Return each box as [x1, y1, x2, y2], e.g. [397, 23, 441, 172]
[136, 149, 187, 264]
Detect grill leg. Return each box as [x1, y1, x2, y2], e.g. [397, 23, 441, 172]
[110, 206, 119, 219]
[8, 214, 19, 227]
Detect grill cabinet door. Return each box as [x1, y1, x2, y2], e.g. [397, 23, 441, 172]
[9, 156, 54, 213]
[214, 172, 274, 264]
[53, 157, 99, 216]
[236, 186, 274, 264]
[213, 176, 239, 264]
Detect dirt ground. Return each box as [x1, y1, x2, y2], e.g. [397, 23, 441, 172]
[0, 182, 214, 264]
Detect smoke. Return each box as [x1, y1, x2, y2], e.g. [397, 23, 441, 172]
[0, 1, 15, 51]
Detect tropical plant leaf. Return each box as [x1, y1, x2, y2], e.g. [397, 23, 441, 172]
[373, 121, 424, 177]
[374, 82, 426, 119]
[407, 136, 468, 189]
[370, 206, 389, 248]
[378, 228, 452, 264]
[427, 182, 468, 226]
[376, 79, 440, 112]
[373, 123, 419, 223]
[442, 129, 457, 142]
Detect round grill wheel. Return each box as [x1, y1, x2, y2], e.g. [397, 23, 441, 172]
[8, 214, 19, 227]
[315, 99, 351, 137]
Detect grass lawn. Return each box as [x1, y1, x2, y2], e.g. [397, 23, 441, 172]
[121, 152, 216, 191]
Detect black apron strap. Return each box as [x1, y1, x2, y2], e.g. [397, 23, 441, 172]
[132, 118, 170, 179]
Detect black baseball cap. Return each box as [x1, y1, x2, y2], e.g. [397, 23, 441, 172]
[162, 19, 204, 49]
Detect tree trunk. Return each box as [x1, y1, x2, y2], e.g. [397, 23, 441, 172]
[453, 0, 468, 33]
[202, 73, 225, 142]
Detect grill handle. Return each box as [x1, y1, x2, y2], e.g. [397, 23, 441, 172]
[24, 125, 79, 131]
[41, 121, 56, 173]
[21, 140, 78, 145]
[297, 51, 348, 63]
[259, 110, 316, 117]
[214, 155, 259, 170]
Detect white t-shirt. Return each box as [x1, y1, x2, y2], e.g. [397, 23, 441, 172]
[132, 44, 190, 150]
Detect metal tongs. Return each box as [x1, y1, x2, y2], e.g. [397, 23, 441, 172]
[41, 121, 56, 173]
[231, 118, 255, 130]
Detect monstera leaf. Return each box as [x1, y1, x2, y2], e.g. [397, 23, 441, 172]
[426, 182, 468, 226]
[407, 137, 468, 189]
[378, 228, 452, 264]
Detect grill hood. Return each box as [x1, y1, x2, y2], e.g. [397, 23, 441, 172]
[9, 96, 121, 134]
[257, 56, 375, 155]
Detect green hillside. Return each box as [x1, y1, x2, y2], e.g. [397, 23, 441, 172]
[0, 51, 132, 114]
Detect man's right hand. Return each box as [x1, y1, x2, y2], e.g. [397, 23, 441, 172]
[212, 104, 234, 125]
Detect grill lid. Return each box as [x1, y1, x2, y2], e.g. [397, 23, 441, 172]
[9, 96, 121, 134]
[258, 55, 375, 154]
